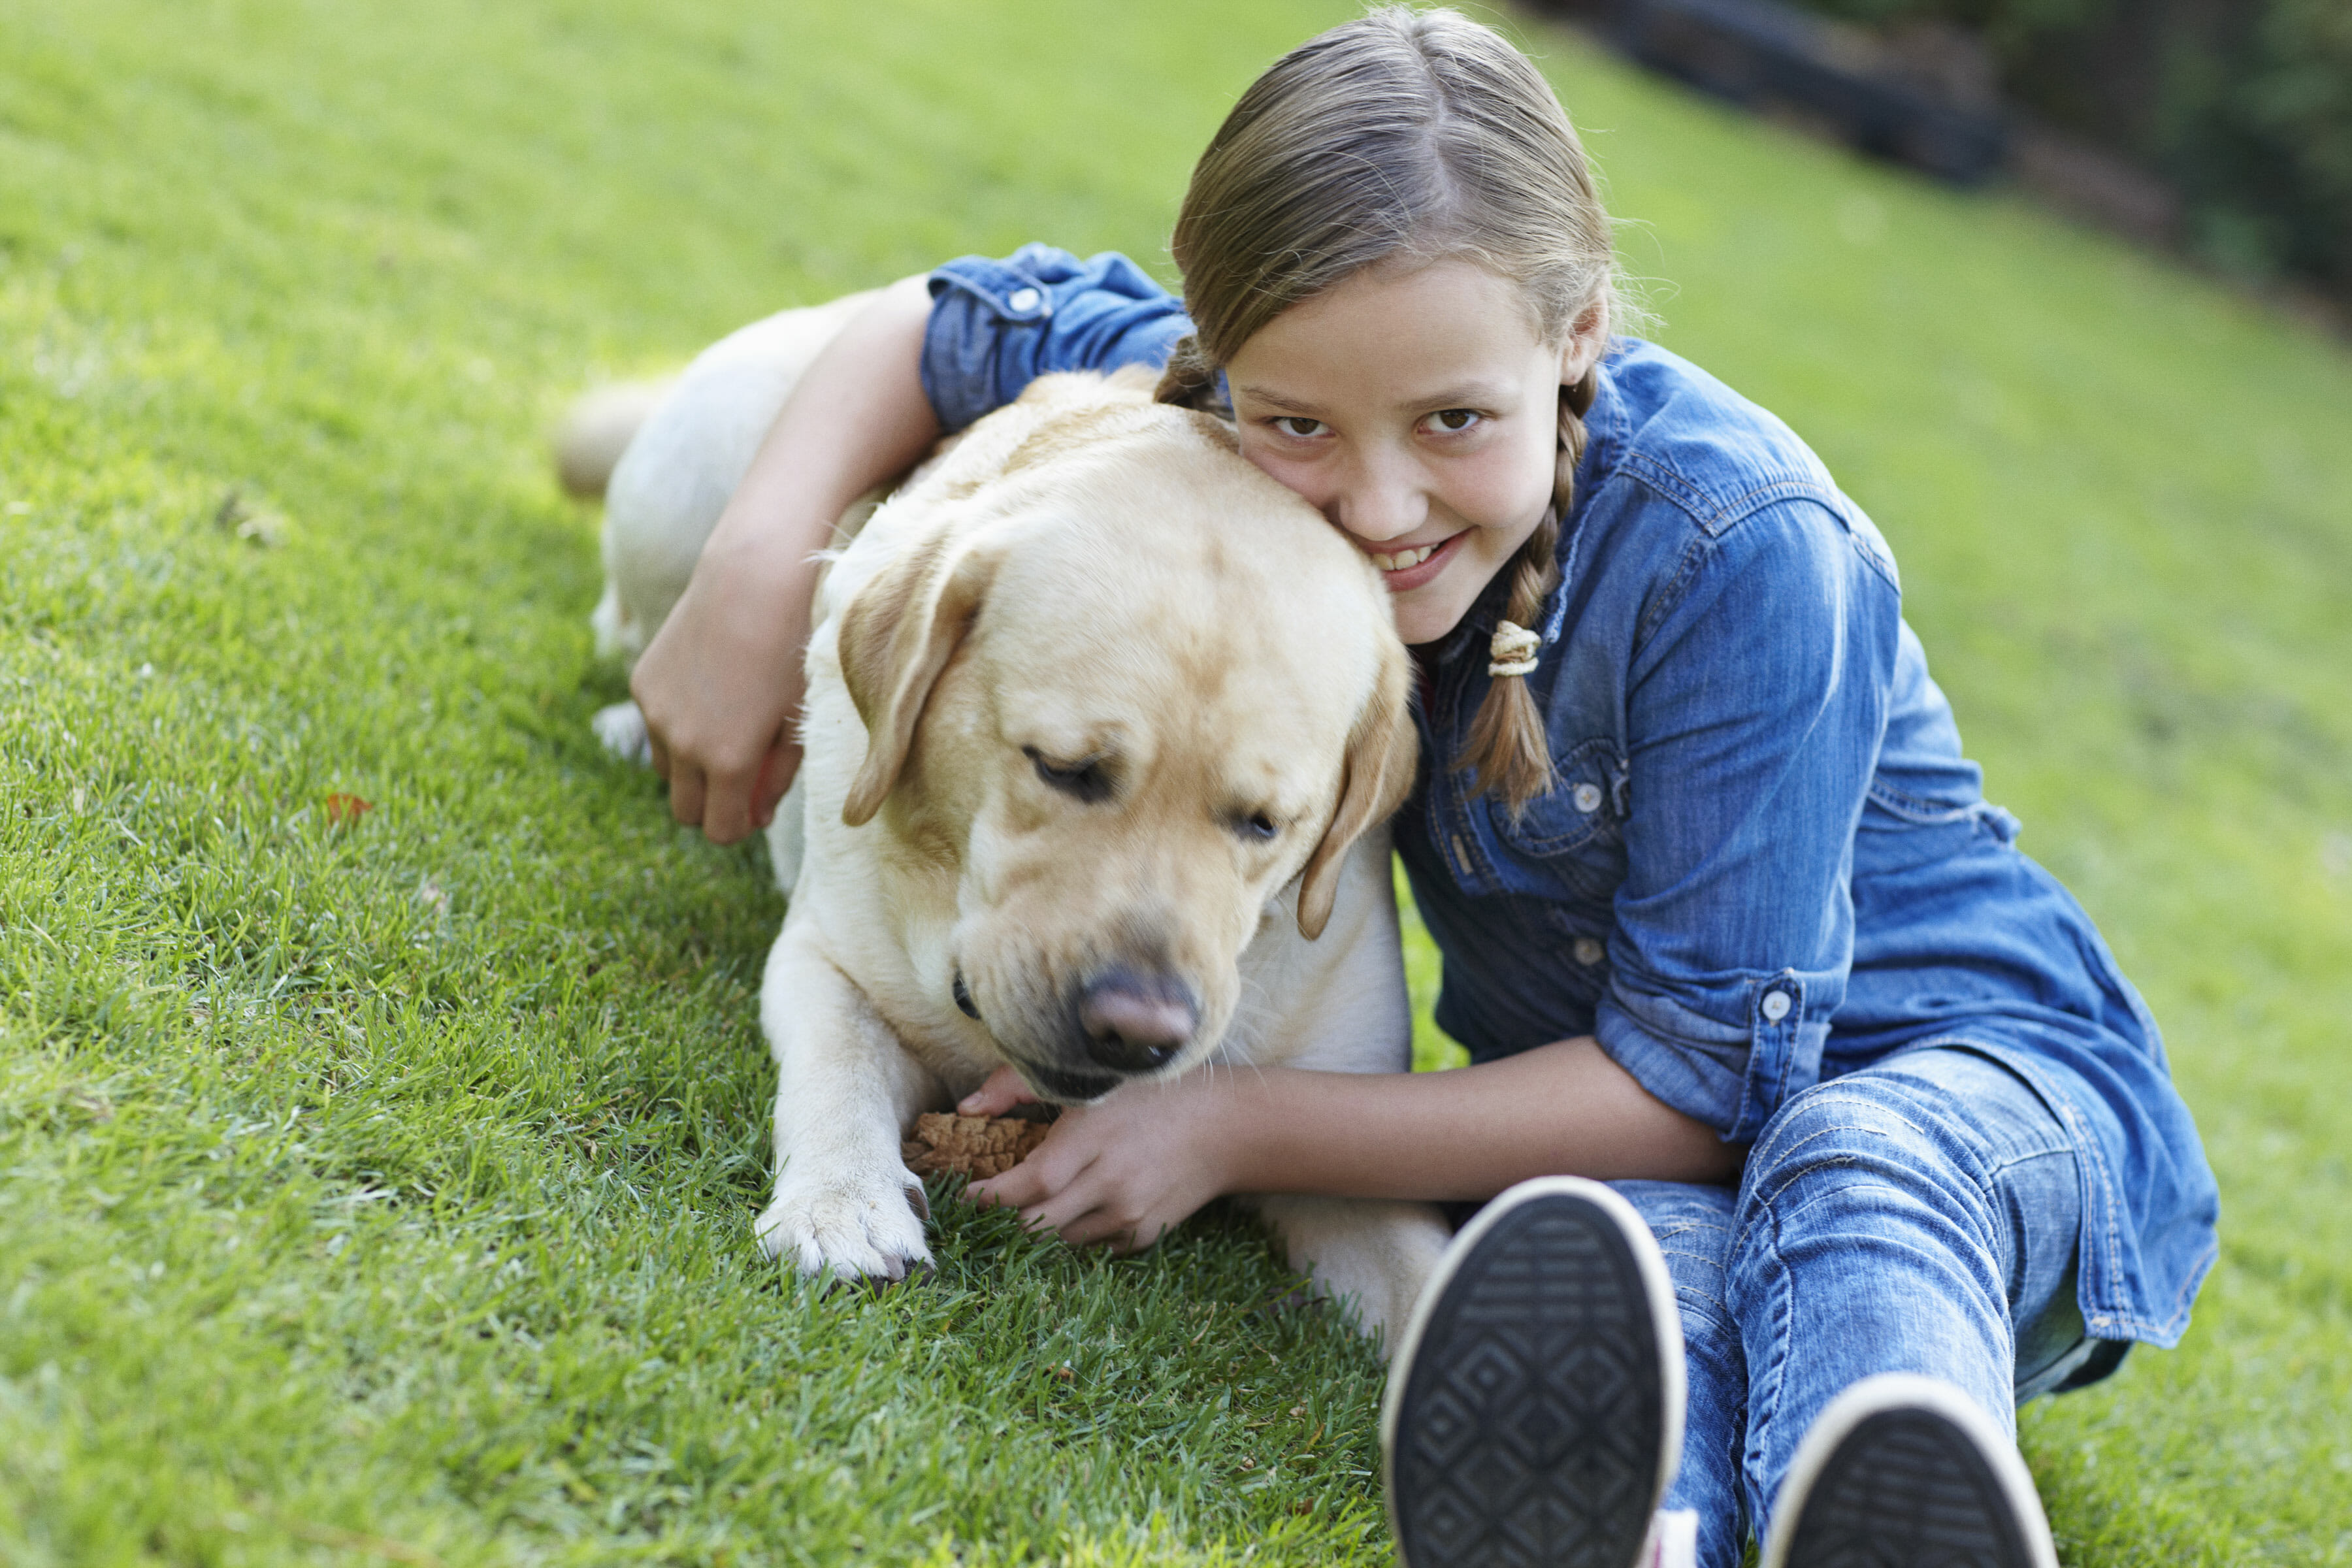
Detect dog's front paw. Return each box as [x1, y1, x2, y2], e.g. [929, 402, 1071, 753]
[756, 1160, 933, 1284]
[592, 700, 653, 765]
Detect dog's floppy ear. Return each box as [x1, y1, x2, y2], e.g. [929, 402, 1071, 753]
[1296, 638, 1420, 939]
[837, 525, 998, 827]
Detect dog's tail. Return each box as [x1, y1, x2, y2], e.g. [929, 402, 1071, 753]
[550, 379, 674, 500]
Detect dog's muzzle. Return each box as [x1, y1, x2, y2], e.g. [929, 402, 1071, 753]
[1074, 966, 1198, 1074]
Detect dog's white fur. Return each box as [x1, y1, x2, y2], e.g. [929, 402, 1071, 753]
[576, 299, 1450, 1347]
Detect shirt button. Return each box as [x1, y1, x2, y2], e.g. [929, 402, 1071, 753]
[1006, 287, 1042, 312]
[1572, 782, 1603, 814]
[1573, 936, 1605, 967]
[1761, 989, 1792, 1022]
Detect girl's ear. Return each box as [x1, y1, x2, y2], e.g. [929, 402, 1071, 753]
[1296, 637, 1420, 939]
[1556, 298, 1610, 393]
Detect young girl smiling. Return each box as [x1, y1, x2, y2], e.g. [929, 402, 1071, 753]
[625, 10, 2217, 1566]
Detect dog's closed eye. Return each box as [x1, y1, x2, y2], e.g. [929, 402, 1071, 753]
[1228, 809, 1281, 843]
[1023, 745, 1115, 804]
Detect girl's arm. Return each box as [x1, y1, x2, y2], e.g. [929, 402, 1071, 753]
[638, 248, 1189, 840]
[629, 273, 941, 843]
[964, 1038, 1743, 1250]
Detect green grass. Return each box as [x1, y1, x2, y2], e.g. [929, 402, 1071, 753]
[3, 0, 2348, 1562]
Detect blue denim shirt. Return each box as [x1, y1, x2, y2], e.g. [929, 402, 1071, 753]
[920, 246, 2219, 1349]
[922, 244, 1193, 431]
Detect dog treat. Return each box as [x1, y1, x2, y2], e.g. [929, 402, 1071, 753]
[902, 1112, 1051, 1180]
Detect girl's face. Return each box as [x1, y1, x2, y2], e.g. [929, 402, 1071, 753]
[1226, 259, 1606, 647]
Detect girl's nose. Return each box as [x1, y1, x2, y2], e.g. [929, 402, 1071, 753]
[1334, 455, 1426, 543]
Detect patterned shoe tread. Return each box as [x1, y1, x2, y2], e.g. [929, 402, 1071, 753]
[1392, 1196, 1664, 1568]
[1784, 1409, 2037, 1568]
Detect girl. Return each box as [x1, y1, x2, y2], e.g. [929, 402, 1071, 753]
[628, 10, 2217, 1566]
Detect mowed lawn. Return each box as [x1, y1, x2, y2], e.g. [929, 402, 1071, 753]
[4, 0, 2349, 1562]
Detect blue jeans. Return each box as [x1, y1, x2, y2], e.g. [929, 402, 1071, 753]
[1614, 1046, 2103, 1568]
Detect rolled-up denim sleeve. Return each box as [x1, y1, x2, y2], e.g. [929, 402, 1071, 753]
[919, 243, 1194, 432]
[1593, 500, 1902, 1141]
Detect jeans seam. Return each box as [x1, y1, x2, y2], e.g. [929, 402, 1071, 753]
[1745, 1195, 1794, 1533]
[1674, 1282, 1735, 1322]
[1659, 1248, 1728, 1277]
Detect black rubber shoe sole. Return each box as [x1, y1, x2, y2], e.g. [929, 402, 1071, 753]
[1382, 1177, 1684, 1568]
[1761, 1375, 2058, 1568]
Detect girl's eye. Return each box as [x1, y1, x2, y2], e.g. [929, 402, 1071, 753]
[1423, 408, 1483, 434]
[1271, 416, 1328, 439]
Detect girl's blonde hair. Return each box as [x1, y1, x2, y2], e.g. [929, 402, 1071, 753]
[1158, 6, 1620, 811]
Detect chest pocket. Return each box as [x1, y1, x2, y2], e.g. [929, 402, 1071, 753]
[1487, 736, 1629, 905]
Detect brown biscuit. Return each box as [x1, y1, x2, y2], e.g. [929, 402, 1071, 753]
[901, 1111, 1052, 1180]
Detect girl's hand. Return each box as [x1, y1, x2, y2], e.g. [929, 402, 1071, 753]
[966, 1070, 1235, 1252]
[955, 1063, 1043, 1118]
[631, 537, 813, 843]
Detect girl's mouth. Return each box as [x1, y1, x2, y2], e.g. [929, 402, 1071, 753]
[1366, 530, 1465, 591]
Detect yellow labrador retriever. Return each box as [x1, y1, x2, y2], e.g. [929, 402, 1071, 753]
[572, 299, 1454, 1346]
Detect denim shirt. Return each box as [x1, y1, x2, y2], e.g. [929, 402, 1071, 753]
[920, 246, 2219, 1349]
[922, 244, 1193, 431]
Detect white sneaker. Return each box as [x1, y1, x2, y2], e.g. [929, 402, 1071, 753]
[1382, 1177, 1686, 1568]
[1760, 1374, 2059, 1568]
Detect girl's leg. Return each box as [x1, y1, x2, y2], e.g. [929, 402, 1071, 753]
[1727, 1046, 2089, 1537]
[1384, 1179, 1685, 1568]
[1609, 1181, 1746, 1568]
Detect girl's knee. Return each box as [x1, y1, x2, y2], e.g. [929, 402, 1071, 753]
[1728, 1075, 2015, 1279]
[1744, 1076, 1954, 1200]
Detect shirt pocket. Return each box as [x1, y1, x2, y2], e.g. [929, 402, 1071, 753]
[1489, 736, 1630, 904]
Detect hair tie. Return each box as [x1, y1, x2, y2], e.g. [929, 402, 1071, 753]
[1488, 619, 1540, 679]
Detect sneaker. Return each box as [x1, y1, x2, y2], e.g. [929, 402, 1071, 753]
[1382, 1177, 1686, 1568]
[1759, 1374, 2059, 1568]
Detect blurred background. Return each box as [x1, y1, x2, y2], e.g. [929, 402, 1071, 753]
[1547, 0, 2352, 325]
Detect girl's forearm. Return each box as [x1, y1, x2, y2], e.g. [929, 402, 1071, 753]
[702, 272, 942, 568]
[1210, 1037, 1744, 1200]
[627, 274, 943, 841]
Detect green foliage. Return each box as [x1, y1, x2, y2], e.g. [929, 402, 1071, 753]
[2176, 0, 2352, 285]
[1792, 0, 2352, 297]
[3, 0, 2350, 1562]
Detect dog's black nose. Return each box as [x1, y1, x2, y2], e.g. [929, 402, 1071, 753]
[1077, 969, 1197, 1073]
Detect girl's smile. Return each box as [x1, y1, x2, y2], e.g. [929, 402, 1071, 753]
[1367, 528, 1467, 591]
[1224, 257, 1607, 645]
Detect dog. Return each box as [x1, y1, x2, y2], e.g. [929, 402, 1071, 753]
[566, 297, 1453, 1347]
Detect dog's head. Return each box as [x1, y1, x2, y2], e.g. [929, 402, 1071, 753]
[834, 376, 1417, 1103]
